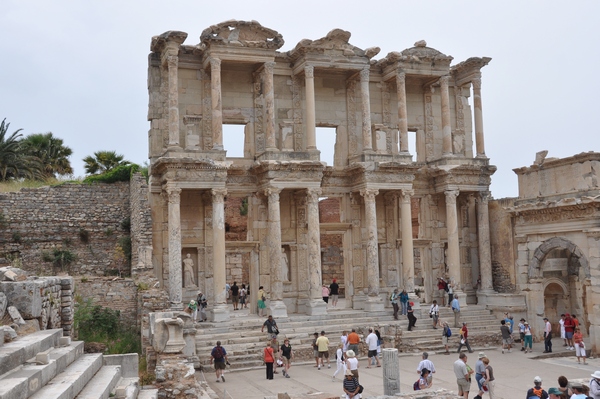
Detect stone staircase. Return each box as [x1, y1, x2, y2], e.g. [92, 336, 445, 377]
[195, 304, 501, 371]
[0, 329, 157, 399]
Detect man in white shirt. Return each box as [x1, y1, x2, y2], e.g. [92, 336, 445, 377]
[365, 328, 381, 368]
[417, 352, 436, 384]
[543, 317, 553, 353]
[341, 331, 349, 352]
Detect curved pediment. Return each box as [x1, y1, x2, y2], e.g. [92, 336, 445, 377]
[289, 28, 379, 60]
[200, 20, 284, 50]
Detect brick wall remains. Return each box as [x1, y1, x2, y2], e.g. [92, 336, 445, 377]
[74, 276, 139, 327]
[319, 197, 340, 223]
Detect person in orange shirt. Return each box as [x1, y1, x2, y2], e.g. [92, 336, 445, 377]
[573, 327, 587, 364]
[347, 329, 361, 355]
[264, 342, 275, 380]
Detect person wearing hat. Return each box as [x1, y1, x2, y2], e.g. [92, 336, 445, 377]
[407, 301, 417, 331]
[343, 369, 361, 399]
[547, 387, 564, 399]
[570, 382, 587, 399]
[330, 279, 339, 308]
[526, 376, 548, 399]
[543, 317, 553, 353]
[417, 368, 432, 390]
[345, 349, 359, 381]
[187, 299, 197, 321]
[590, 371, 600, 399]
[474, 352, 486, 397]
[523, 321, 533, 353]
[417, 352, 436, 385]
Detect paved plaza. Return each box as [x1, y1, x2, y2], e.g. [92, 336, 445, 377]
[198, 338, 597, 399]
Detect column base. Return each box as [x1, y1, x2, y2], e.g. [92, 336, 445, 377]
[305, 299, 328, 316]
[475, 289, 497, 306]
[269, 300, 288, 318]
[210, 304, 230, 322]
[170, 302, 184, 311]
[364, 296, 385, 312]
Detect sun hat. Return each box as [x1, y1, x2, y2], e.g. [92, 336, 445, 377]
[524, 321, 529, 325]
[534, 376, 542, 383]
[346, 350, 356, 358]
[547, 387, 562, 395]
[591, 370, 600, 379]
[570, 382, 583, 389]
[478, 352, 486, 358]
[345, 369, 353, 376]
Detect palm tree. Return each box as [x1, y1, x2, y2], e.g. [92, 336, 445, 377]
[0, 118, 43, 181]
[20, 132, 74, 178]
[83, 150, 130, 175]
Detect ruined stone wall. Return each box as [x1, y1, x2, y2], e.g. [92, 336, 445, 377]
[319, 197, 341, 223]
[320, 233, 344, 294]
[0, 183, 130, 276]
[74, 277, 138, 327]
[489, 198, 516, 292]
[224, 197, 248, 241]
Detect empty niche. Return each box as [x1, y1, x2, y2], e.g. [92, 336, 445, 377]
[223, 124, 245, 158]
[316, 126, 336, 166]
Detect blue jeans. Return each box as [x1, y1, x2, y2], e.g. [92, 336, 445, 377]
[401, 302, 408, 315]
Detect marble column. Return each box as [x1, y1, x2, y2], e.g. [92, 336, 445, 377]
[166, 186, 182, 309]
[440, 76, 453, 156]
[477, 191, 494, 292]
[383, 348, 401, 395]
[472, 77, 486, 157]
[266, 187, 288, 317]
[396, 71, 409, 153]
[400, 189, 415, 293]
[166, 55, 181, 150]
[360, 67, 373, 153]
[445, 190, 465, 304]
[211, 188, 229, 321]
[210, 57, 223, 150]
[361, 188, 384, 311]
[264, 62, 277, 151]
[305, 65, 316, 150]
[306, 188, 327, 315]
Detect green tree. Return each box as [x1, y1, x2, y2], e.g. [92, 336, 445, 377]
[83, 150, 130, 175]
[0, 118, 43, 181]
[20, 132, 73, 178]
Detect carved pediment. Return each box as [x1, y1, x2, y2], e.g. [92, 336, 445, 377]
[288, 28, 379, 60]
[378, 40, 453, 70]
[199, 20, 284, 50]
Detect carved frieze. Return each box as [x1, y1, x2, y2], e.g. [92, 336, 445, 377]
[199, 20, 284, 50]
[515, 204, 598, 225]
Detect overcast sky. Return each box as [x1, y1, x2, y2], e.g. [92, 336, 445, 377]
[2, 1, 598, 198]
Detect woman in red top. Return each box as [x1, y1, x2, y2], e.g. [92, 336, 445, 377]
[264, 342, 275, 379]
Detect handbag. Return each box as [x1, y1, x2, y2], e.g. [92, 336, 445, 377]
[460, 338, 466, 345]
[357, 385, 364, 394]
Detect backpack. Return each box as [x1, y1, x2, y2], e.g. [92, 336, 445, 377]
[446, 327, 452, 337]
[390, 292, 394, 302]
[413, 380, 421, 390]
[335, 352, 344, 361]
[444, 281, 449, 292]
[213, 346, 224, 360]
[528, 387, 543, 399]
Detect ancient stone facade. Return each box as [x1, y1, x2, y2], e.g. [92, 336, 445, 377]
[147, 20, 496, 320]
[490, 152, 600, 353]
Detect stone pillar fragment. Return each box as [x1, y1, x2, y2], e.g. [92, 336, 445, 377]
[382, 348, 401, 395]
[264, 62, 277, 151]
[445, 190, 465, 304]
[304, 65, 316, 150]
[396, 71, 409, 153]
[360, 67, 373, 152]
[400, 189, 415, 293]
[361, 188, 383, 311]
[472, 77, 486, 157]
[440, 76, 453, 156]
[167, 187, 182, 309]
[166, 55, 181, 150]
[306, 188, 327, 315]
[266, 188, 288, 317]
[210, 58, 223, 150]
[211, 188, 229, 321]
[477, 191, 494, 292]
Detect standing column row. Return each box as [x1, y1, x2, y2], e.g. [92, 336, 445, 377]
[304, 65, 317, 150]
[400, 189, 415, 293]
[445, 190, 465, 304]
[360, 188, 384, 311]
[166, 55, 181, 150]
[440, 76, 453, 156]
[210, 58, 223, 150]
[306, 188, 327, 315]
[266, 188, 288, 317]
[166, 187, 182, 309]
[360, 67, 373, 153]
[472, 77, 486, 157]
[263, 62, 277, 151]
[211, 188, 229, 321]
[477, 191, 494, 292]
[396, 71, 409, 154]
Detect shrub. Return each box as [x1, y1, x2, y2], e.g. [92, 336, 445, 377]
[120, 217, 131, 232]
[11, 232, 21, 243]
[83, 164, 140, 184]
[52, 249, 77, 270]
[79, 228, 90, 243]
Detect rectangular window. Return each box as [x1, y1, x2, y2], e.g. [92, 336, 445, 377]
[316, 126, 336, 166]
[222, 124, 245, 158]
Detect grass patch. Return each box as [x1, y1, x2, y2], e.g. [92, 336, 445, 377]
[0, 177, 83, 193]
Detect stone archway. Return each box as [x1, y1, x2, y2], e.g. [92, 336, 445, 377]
[543, 278, 569, 336]
[529, 237, 589, 279]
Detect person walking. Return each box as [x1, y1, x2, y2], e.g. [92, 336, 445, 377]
[474, 352, 486, 398]
[451, 294, 461, 328]
[589, 371, 600, 399]
[500, 320, 512, 353]
[239, 284, 247, 309]
[345, 350, 359, 381]
[312, 332, 320, 368]
[271, 335, 280, 374]
[390, 288, 399, 320]
[442, 321, 451, 354]
[523, 321, 533, 353]
[559, 314, 567, 347]
[407, 301, 417, 331]
[343, 369, 361, 399]
[332, 343, 346, 381]
[573, 327, 587, 364]
[526, 376, 548, 399]
[280, 338, 294, 378]
[341, 330, 349, 353]
[518, 318, 526, 351]
[417, 352, 435, 384]
[400, 289, 409, 315]
[347, 329, 360, 354]
[330, 279, 339, 308]
[261, 315, 279, 339]
[264, 341, 275, 380]
[429, 300, 440, 329]
[322, 284, 330, 304]
[543, 317, 553, 353]
[365, 328, 381, 368]
[482, 357, 495, 399]
[316, 330, 331, 369]
[453, 352, 473, 399]
[210, 341, 229, 383]
[257, 286, 267, 317]
[457, 322, 473, 353]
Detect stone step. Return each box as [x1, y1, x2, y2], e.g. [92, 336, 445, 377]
[75, 365, 122, 399]
[0, 341, 84, 399]
[111, 377, 139, 399]
[137, 389, 159, 399]
[29, 353, 104, 399]
[0, 329, 64, 376]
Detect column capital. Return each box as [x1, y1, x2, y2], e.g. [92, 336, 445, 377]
[166, 54, 178, 69]
[304, 64, 314, 78]
[166, 187, 181, 204]
[264, 61, 275, 74]
[445, 189, 459, 204]
[477, 191, 491, 204]
[439, 75, 451, 86]
[209, 57, 221, 69]
[472, 77, 482, 90]
[396, 70, 406, 81]
[211, 188, 227, 203]
[306, 188, 322, 203]
[400, 189, 414, 203]
[360, 188, 379, 200]
[360, 67, 370, 82]
[265, 187, 282, 199]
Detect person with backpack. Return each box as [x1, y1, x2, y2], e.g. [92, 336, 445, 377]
[343, 369, 361, 399]
[526, 376, 549, 399]
[414, 368, 432, 390]
[210, 341, 229, 383]
[442, 322, 452, 354]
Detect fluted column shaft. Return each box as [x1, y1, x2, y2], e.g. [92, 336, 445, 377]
[307, 189, 323, 300]
[360, 68, 373, 152]
[472, 77, 486, 157]
[396, 71, 409, 153]
[267, 188, 283, 300]
[264, 62, 277, 150]
[166, 55, 180, 149]
[210, 58, 223, 150]
[400, 190, 415, 292]
[212, 188, 227, 305]
[445, 190, 461, 286]
[477, 191, 494, 291]
[440, 76, 453, 155]
[361, 189, 379, 295]
[167, 187, 182, 309]
[305, 65, 316, 150]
